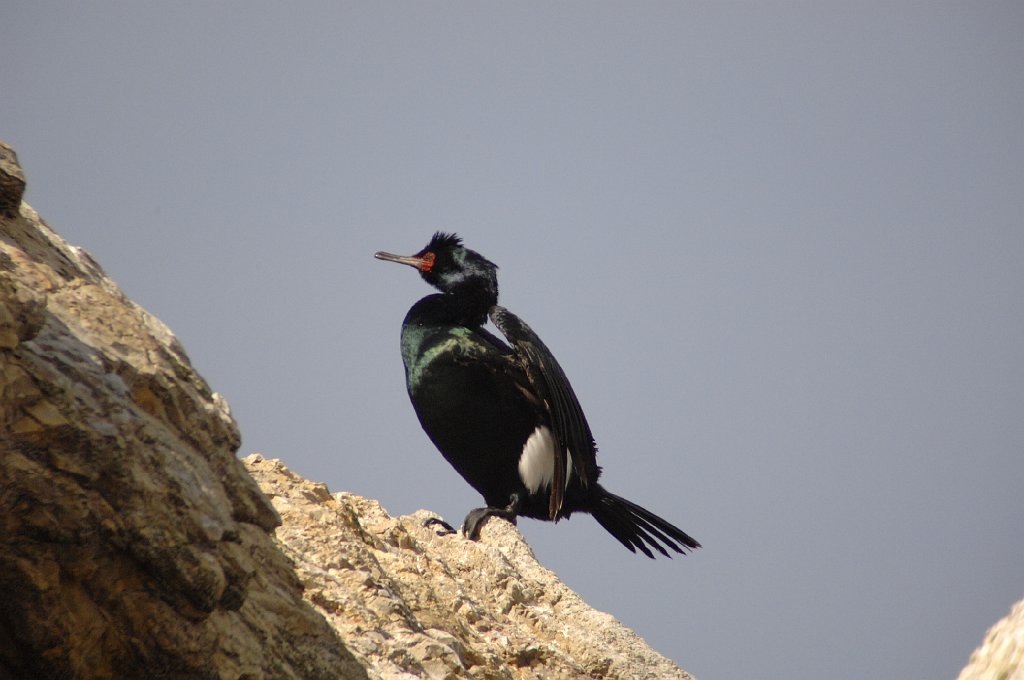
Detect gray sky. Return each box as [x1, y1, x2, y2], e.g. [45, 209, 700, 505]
[4, 4, 1023, 679]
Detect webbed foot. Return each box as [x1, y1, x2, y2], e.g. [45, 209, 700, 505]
[462, 494, 522, 540]
[423, 517, 457, 535]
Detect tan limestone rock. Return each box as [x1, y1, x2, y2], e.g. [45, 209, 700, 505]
[958, 599, 1024, 680]
[245, 454, 693, 680]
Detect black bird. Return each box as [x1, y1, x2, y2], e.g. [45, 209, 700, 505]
[375, 233, 700, 558]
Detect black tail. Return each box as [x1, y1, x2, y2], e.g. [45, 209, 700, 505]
[590, 488, 701, 559]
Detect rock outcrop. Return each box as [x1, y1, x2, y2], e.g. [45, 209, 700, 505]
[0, 142, 693, 679]
[245, 454, 692, 679]
[957, 599, 1024, 680]
[1, 144, 366, 678]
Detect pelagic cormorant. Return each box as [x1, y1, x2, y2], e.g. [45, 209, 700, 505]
[375, 233, 700, 558]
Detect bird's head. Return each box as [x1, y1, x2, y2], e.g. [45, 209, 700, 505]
[375, 232, 499, 303]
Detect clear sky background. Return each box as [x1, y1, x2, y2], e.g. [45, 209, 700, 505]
[4, 4, 1022, 679]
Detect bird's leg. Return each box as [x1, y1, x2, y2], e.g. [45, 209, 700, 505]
[462, 493, 522, 540]
[423, 516, 457, 535]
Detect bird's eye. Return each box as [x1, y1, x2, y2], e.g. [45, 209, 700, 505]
[419, 252, 436, 272]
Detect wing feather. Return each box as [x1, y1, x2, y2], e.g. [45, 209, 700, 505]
[489, 305, 597, 519]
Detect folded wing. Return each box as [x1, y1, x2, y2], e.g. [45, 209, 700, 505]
[489, 304, 598, 519]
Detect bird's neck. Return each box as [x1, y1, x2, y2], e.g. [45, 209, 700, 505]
[404, 288, 495, 330]
[449, 284, 497, 327]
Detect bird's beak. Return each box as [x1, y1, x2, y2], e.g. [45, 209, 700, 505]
[374, 251, 428, 269]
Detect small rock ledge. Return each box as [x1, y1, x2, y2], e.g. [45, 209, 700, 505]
[245, 454, 692, 679]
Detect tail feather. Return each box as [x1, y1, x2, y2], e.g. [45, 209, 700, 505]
[591, 489, 701, 559]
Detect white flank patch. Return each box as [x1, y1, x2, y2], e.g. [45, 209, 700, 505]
[518, 426, 556, 493]
[565, 449, 574, 488]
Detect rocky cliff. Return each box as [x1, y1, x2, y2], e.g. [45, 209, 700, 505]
[1, 141, 367, 679]
[0, 141, 692, 679]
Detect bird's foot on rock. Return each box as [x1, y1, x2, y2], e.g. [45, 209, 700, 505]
[462, 494, 521, 540]
[423, 517, 457, 535]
